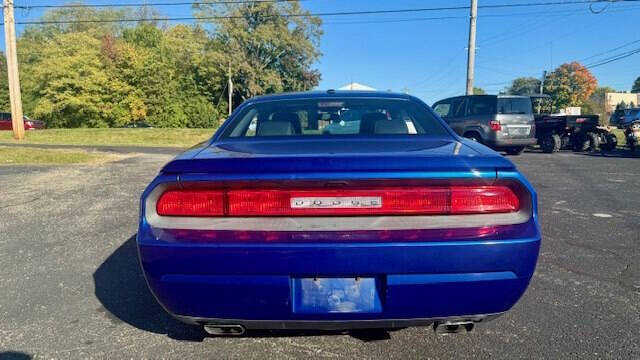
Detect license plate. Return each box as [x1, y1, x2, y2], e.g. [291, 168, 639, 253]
[507, 125, 530, 136]
[292, 277, 382, 313]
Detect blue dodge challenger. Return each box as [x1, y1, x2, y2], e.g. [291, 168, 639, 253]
[137, 91, 541, 335]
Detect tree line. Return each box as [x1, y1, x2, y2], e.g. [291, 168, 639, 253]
[0, 1, 322, 128]
[499, 62, 640, 115]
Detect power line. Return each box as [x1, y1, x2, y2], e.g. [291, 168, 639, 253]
[330, 4, 640, 26]
[14, 0, 308, 9]
[580, 38, 640, 62]
[585, 47, 640, 68]
[474, 45, 640, 90]
[479, 0, 640, 10]
[323, 16, 466, 25]
[15, 3, 470, 12]
[2, 5, 476, 26]
[479, 3, 640, 48]
[13, 0, 640, 12]
[6, 0, 640, 26]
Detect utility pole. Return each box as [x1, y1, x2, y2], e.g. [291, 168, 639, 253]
[227, 62, 233, 116]
[3, 0, 25, 140]
[465, 0, 478, 96]
[540, 70, 547, 94]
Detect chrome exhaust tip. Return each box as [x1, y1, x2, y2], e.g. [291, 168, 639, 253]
[204, 324, 246, 336]
[433, 320, 475, 335]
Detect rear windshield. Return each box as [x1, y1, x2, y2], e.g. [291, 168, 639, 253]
[222, 98, 449, 138]
[498, 98, 532, 115]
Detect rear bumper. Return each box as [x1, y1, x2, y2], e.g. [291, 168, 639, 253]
[174, 313, 504, 330]
[137, 221, 540, 326]
[488, 137, 537, 148]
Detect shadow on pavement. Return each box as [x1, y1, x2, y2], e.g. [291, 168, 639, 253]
[0, 352, 32, 360]
[93, 235, 396, 342]
[93, 235, 207, 342]
[583, 149, 640, 159]
[518, 147, 640, 158]
[94, 235, 400, 344]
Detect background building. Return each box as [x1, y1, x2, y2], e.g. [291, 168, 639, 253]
[601, 92, 640, 113]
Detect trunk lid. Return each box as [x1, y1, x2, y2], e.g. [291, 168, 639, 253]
[162, 137, 515, 174]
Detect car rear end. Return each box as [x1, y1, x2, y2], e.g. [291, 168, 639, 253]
[23, 117, 45, 130]
[136, 93, 541, 334]
[486, 96, 536, 149]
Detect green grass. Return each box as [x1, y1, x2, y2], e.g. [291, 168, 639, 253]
[0, 127, 630, 150]
[0, 128, 215, 148]
[0, 146, 113, 165]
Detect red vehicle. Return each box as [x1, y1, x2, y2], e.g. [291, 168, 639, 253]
[0, 112, 45, 130]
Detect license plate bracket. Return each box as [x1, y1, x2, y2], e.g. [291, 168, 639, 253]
[292, 277, 382, 314]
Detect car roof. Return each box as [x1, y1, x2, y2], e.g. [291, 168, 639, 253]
[496, 95, 532, 98]
[246, 90, 418, 104]
[433, 94, 532, 103]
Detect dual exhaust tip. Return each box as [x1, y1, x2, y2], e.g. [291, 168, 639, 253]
[203, 320, 476, 336]
[204, 324, 246, 336]
[433, 320, 475, 335]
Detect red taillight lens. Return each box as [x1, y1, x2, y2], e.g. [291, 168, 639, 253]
[450, 186, 519, 214]
[228, 188, 452, 216]
[489, 120, 501, 131]
[156, 190, 224, 216]
[155, 186, 519, 217]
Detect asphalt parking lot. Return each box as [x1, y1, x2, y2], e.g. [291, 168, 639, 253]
[0, 149, 638, 359]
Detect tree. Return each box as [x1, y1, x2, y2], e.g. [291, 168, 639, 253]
[195, 1, 322, 106]
[13, 3, 322, 127]
[581, 99, 605, 117]
[107, 23, 226, 127]
[24, 32, 122, 127]
[543, 62, 598, 110]
[591, 86, 616, 99]
[585, 86, 615, 116]
[507, 77, 541, 95]
[472, 87, 486, 95]
[632, 76, 640, 93]
[0, 53, 9, 111]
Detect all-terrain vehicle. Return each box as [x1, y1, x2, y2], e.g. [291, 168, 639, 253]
[530, 95, 617, 153]
[623, 120, 640, 152]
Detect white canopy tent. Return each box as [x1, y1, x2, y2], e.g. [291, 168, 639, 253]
[337, 82, 376, 91]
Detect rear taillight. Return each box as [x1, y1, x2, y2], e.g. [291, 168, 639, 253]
[155, 186, 519, 217]
[157, 190, 224, 216]
[489, 120, 501, 131]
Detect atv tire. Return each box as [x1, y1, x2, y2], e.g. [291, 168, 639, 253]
[540, 133, 561, 153]
[587, 132, 600, 152]
[573, 134, 590, 152]
[602, 132, 618, 151]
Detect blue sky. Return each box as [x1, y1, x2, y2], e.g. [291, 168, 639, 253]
[6, 0, 640, 104]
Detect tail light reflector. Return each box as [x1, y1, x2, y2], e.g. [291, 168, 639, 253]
[156, 186, 519, 217]
[489, 120, 502, 131]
